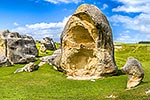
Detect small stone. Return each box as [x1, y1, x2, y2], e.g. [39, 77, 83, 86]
[145, 90, 150, 95]
[90, 79, 95, 82]
[38, 61, 46, 67]
[106, 94, 117, 99]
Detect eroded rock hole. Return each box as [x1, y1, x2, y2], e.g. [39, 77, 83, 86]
[69, 49, 97, 69]
[71, 26, 94, 43]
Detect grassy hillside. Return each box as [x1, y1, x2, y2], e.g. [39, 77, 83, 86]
[0, 43, 150, 100]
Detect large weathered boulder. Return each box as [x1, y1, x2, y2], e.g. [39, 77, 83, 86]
[40, 37, 56, 52]
[121, 57, 144, 89]
[52, 4, 117, 80]
[0, 30, 38, 64]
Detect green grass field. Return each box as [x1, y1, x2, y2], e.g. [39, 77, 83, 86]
[0, 43, 150, 100]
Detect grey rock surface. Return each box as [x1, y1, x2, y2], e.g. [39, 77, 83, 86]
[0, 56, 12, 67]
[14, 62, 39, 73]
[0, 30, 38, 64]
[40, 37, 56, 52]
[121, 57, 144, 89]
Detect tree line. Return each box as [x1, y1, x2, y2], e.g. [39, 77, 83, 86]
[138, 41, 150, 44]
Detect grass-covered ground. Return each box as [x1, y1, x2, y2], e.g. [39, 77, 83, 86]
[0, 43, 150, 100]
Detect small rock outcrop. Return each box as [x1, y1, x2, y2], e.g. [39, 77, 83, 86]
[0, 30, 38, 64]
[40, 49, 61, 64]
[145, 90, 150, 95]
[51, 4, 117, 80]
[121, 57, 144, 89]
[39, 49, 62, 70]
[0, 56, 12, 67]
[40, 37, 56, 52]
[14, 62, 39, 73]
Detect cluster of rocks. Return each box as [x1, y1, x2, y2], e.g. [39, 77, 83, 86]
[0, 30, 38, 67]
[13, 38, 57, 73]
[0, 4, 145, 89]
[42, 4, 144, 89]
[0, 30, 57, 74]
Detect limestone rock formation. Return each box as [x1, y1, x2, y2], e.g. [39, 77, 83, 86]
[121, 57, 144, 89]
[0, 30, 38, 64]
[40, 49, 61, 64]
[40, 49, 62, 71]
[52, 4, 117, 80]
[0, 56, 12, 67]
[40, 37, 56, 52]
[14, 62, 39, 73]
[0, 30, 8, 57]
[40, 44, 47, 52]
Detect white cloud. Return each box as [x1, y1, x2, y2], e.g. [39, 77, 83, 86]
[110, 0, 150, 42]
[26, 16, 70, 29]
[112, 0, 150, 13]
[110, 13, 150, 34]
[113, 0, 150, 5]
[115, 34, 131, 42]
[102, 4, 108, 10]
[13, 22, 19, 26]
[11, 16, 70, 42]
[115, 30, 150, 43]
[44, 0, 82, 4]
[110, 13, 150, 43]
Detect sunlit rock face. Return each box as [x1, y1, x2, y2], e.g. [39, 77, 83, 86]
[53, 4, 117, 80]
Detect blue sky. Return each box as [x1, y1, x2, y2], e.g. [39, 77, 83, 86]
[0, 0, 150, 43]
